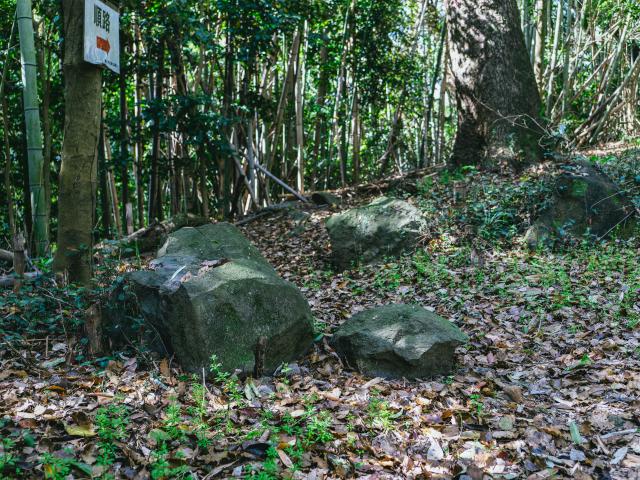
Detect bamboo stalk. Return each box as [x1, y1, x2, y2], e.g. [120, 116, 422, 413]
[1, 16, 16, 238]
[17, 0, 48, 256]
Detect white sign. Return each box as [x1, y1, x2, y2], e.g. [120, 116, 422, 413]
[84, 0, 120, 74]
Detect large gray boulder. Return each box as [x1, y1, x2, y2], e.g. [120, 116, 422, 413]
[526, 161, 636, 248]
[119, 223, 315, 375]
[331, 304, 468, 379]
[325, 197, 426, 269]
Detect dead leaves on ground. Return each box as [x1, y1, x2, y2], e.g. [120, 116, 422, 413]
[1, 169, 639, 479]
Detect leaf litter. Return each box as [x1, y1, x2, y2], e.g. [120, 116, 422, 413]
[1, 163, 639, 479]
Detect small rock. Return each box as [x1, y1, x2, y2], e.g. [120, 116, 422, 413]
[331, 304, 468, 379]
[426, 438, 445, 461]
[570, 448, 586, 462]
[328, 455, 352, 477]
[498, 415, 515, 431]
[502, 384, 524, 403]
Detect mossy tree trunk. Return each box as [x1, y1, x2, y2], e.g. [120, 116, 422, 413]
[53, 0, 102, 284]
[445, 0, 545, 170]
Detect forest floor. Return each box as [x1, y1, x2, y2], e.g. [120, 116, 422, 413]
[1, 148, 640, 479]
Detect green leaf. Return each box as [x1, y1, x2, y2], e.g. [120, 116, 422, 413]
[569, 422, 584, 444]
[149, 428, 172, 442]
[64, 422, 96, 437]
[71, 461, 93, 476]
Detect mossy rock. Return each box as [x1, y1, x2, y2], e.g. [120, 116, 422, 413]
[331, 304, 468, 380]
[109, 223, 315, 375]
[325, 197, 427, 269]
[526, 161, 636, 248]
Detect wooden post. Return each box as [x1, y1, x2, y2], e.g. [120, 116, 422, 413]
[12, 233, 26, 293]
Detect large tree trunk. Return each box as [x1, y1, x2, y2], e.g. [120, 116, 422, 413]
[446, 0, 545, 170]
[54, 0, 102, 285]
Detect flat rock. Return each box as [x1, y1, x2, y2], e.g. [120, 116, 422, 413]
[331, 304, 468, 379]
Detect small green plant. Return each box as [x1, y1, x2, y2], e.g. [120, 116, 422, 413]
[95, 402, 129, 467]
[188, 376, 212, 447]
[284, 441, 305, 471]
[163, 401, 187, 441]
[469, 394, 484, 420]
[455, 176, 551, 242]
[366, 394, 399, 432]
[304, 410, 334, 445]
[0, 438, 20, 477]
[150, 443, 190, 479]
[278, 412, 301, 436]
[373, 262, 403, 291]
[417, 176, 434, 196]
[568, 324, 582, 335]
[210, 354, 245, 405]
[578, 354, 592, 367]
[41, 452, 74, 480]
[246, 447, 279, 480]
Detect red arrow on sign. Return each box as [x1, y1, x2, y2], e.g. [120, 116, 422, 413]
[96, 36, 111, 54]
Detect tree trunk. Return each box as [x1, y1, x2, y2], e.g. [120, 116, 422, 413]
[149, 41, 164, 223]
[311, 44, 329, 189]
[1, 19, 16, 238]
[98, 118, 111, 237]
[35, 22, 52, 235]
[133, 17, 145, 229]
[119, 34, 131, 233]
[533, 0, 547, 88]
[445, 0, 545, 170]
[17, 0, 48, 256]
[544, 0, 564, 117]
[54, 0, 102, 285]
[2, 96, 15, 238]
[295, 22, 307, 194]
[352, 88, 361, 184]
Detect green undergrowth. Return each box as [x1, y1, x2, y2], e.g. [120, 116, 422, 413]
[362, 236, 639, 334]
[414, 166, 553, 242]
[593, 148, 640, 209]
[0, 150, 638, 479]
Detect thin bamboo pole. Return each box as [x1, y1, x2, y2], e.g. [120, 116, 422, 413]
[17, 0, 48, 255]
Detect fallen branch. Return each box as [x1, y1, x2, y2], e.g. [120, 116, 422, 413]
[255, 162, 310, 204]
[0, 249, 13, 264]
[337, 165, 444, 197]
[98, 214, 210, 255]
[0, 271, 40, 288]
[234, 200, 324, 227]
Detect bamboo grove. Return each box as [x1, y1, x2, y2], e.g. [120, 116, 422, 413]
[1, 0, 639, 256]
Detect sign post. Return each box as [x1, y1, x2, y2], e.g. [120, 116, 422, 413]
[84, 0, 120, 74]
